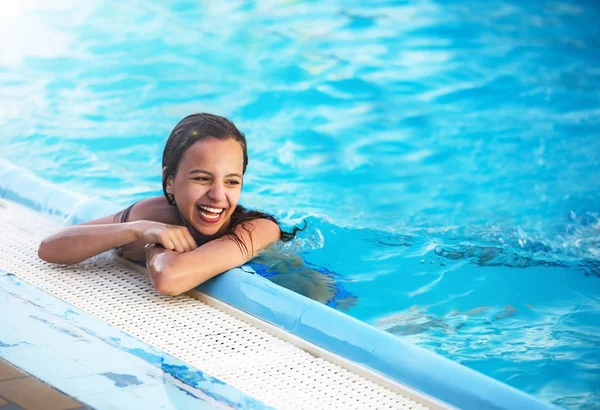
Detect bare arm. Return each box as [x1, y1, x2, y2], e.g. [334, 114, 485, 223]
[38, 218, 140, 264]
[38, 198, 197, 265]
[145, 218, 281, 296]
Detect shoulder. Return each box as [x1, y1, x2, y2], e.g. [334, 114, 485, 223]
[217, 217, 280, 258]
[232, 217, 280, 242]
[78, 196, 180, 226]
[127, 197, 180, 224]
[243, 217, 280, 232]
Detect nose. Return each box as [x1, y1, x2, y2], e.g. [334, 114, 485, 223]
[207, 183, 226, 202]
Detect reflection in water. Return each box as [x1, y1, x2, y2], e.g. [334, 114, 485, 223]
[250, 247, 357, 311]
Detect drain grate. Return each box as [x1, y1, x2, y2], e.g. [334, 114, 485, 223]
[0, 199, 437, 410]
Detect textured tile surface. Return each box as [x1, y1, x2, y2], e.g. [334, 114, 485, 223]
[0, 199, 431, 410]
[0, 273, 266, 410]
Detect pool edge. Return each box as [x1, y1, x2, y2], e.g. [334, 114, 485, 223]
[0, 157, 558, 410]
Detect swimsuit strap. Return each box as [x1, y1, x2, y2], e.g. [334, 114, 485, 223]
[116, 201, 138, 223]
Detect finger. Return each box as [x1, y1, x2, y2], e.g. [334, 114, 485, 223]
[185, 229, 198, 250]
[175, 230, 191, 253]
[179, 228, 197, 252]
[158, 235, 175, 251]
[170, 233, 185, 253]
[170, 227, 192, 252]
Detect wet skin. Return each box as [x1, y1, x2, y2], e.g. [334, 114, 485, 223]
[166, 137, 244, 241]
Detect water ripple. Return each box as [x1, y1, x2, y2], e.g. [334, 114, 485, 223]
[1, 1, 599, 407]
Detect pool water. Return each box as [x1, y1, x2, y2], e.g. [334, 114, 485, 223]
[1, 1, 599, 408]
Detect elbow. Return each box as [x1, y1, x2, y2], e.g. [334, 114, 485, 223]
[146, 253, 208, 297]
[153, 270, 184, 296]
[38, 238, 78, 265]
[38, 238, 62, 264]
[148, 263, 189, 297]
[38, 240, 51, 262]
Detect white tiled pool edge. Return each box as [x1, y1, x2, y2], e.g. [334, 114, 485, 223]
[0, 198, 433, 410]
[192, 290, 443, 406]
[122, 255, 448, 407]
[0, 157, 558, 410]
[0, 272, 267, 410]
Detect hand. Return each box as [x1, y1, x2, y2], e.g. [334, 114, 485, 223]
[132, 221, 198, 253]
[117, 242, 147, 262]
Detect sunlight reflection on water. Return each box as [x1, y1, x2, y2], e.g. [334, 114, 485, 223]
[1, 1, 599, 407]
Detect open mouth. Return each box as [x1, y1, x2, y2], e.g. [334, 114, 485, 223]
[196, 205, 225, 224]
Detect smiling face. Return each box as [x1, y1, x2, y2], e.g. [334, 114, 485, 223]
[166, 137, 244, 238]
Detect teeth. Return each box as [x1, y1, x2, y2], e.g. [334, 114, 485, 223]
[199, 211, 219, 220]
[197, 205, 223, 214]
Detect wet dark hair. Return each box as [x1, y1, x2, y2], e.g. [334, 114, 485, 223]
[161, 113, 302, 256]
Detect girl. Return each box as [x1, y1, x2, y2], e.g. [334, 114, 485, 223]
[38, 113, 299, 296]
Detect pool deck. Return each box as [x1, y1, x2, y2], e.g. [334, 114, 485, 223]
[0, 158, 561, 410]
[0, 358, 89, 410]
[0, 271, 264, 410]
[0, 198, 438, 410]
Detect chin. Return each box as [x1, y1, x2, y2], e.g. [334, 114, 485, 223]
[191, 221, 226, 238]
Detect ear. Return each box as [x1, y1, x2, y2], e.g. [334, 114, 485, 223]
[163, 167, 173, 192]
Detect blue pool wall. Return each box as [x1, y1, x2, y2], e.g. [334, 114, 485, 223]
[0, 158, 557, 410]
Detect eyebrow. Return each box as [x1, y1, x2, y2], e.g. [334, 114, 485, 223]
[188, 169, 243, 179]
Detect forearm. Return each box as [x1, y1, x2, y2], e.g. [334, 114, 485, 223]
[145, 246, 208, 296]
[144, 219, 280, 296]
[144, 236, 263, 296]
[39, 223, 139, 265]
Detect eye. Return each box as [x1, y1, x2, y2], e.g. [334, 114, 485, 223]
[192, 176, 210, 182]
[226, 179, 241, 186]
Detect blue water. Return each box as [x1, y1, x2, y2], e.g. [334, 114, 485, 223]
[1, 1, 599, 407]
